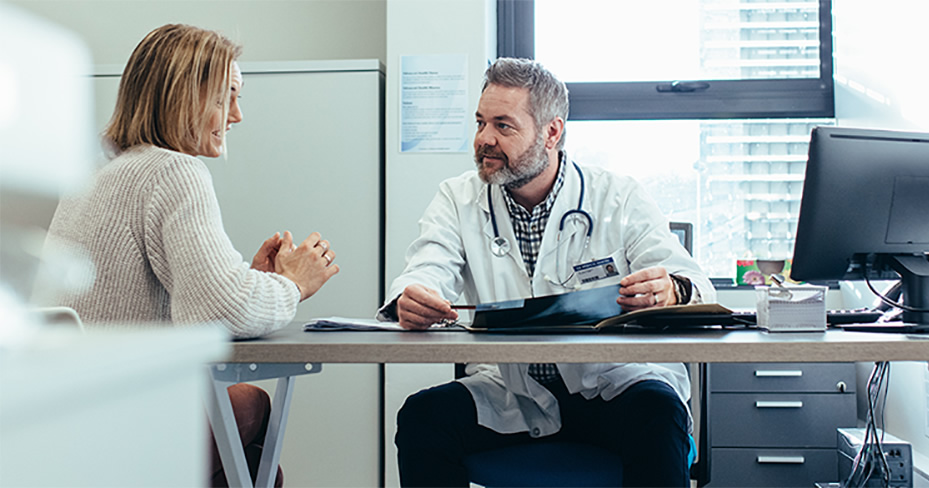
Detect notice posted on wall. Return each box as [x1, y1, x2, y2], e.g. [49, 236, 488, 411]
[400, 54, 469, 153]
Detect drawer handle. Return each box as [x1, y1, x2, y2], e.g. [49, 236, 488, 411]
[755, 401, 803, 408]
[755, 370, 802, 377]
[757, 455, 806, 464]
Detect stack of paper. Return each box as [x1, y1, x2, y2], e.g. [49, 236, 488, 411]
[755, 285, 827, 332]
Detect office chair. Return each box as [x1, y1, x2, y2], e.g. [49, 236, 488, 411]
[462, 222, 708, 487]
[669, 221, 693, 255]
[459, 364, 711, 488]
[33, 306, 84, 331]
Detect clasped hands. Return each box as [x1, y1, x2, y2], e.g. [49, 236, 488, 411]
[396, 266, 677, 330]
[250, 231, 339, 301]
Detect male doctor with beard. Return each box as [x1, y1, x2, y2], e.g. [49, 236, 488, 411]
[378, 57, 716, 488]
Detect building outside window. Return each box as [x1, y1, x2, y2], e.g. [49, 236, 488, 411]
[500, 0, 835, 280]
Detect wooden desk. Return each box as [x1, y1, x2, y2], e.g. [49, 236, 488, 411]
[227, 325, 929, 364]
[213, 325, 929, 487]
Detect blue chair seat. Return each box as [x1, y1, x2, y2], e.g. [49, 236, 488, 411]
[463, 435, 697, 488]
[463, 441, 622, 488]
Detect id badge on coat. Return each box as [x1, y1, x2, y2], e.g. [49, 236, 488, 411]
[573, 257, 619, 284]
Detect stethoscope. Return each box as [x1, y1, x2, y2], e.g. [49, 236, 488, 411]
[488, 161, 594, 281]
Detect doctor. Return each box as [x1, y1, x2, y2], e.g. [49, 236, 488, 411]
[378, 58, 716, 487]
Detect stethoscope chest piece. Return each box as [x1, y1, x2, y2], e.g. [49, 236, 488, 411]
[490, 236, 510, 257]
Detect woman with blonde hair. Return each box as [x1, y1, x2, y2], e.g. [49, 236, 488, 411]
[44, 23, 337, 486]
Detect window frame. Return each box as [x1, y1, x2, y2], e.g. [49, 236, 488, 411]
[497, 0, 835, 120]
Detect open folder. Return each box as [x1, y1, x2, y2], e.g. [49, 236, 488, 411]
[463, 285, 734, 333]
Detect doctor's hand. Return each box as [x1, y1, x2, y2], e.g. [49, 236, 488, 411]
[617, 266, 675, 312]
[274, 231, 339, 301]
[397, 284, 458, 330]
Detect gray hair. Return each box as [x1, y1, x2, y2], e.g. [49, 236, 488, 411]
[482, 57, 569, 150]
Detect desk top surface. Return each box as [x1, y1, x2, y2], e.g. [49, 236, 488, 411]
[225, 324, 929, 364]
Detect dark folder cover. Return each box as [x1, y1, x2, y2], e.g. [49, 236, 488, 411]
[467, 285, 622, 331]
[465, 285, 733, 333]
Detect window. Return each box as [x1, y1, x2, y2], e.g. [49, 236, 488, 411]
[498, 0, 835, 280]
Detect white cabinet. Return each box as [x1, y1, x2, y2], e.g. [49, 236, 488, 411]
[0, 327, 228, 487]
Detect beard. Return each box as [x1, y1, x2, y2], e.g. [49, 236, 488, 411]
[474, 133, 549, 189]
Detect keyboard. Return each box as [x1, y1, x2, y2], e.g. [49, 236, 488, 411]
[826, 309, 884, 325]
[729, 309, 884, 326]
[838, 322, 929, 333]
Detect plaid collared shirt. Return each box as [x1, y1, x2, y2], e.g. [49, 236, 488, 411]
[501, 155, 567, 279]
[501, 155, 568, 384]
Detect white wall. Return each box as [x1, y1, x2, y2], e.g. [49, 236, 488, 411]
[382, 1, 495, 485]
[9, 0, 386, 66]
[384, 0, 495, 284]
[832, 0, 929, 476]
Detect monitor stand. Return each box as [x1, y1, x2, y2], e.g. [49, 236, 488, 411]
[890, 254, 929, 326]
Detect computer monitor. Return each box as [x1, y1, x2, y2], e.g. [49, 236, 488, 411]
[791, 126, 929, 325]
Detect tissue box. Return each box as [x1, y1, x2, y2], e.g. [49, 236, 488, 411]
[736, 259, 796, 285]
[755, 285, 827, 332]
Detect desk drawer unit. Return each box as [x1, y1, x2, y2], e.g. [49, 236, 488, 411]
[712, 393, 856, 447]
[706, 362, 857, 487]
[710, 448, 838, 487]
[710, 363, 855, 393]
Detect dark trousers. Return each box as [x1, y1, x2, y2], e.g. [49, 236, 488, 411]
[395, 378, 689, 488]
[208, 383, 284, 487]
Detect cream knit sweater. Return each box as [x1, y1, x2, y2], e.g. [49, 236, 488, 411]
[44, 144, 300, 338]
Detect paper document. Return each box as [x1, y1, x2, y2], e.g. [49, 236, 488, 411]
[303, 317, 463, 332]
[304, 317, 406, 332]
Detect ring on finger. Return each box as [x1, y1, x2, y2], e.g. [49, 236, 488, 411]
[323, 253, 332, 265]
[652, 292, 658, 305]
[319, 241, 329, 252]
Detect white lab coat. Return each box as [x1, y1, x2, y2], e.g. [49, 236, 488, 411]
[379, 161, 717, 437]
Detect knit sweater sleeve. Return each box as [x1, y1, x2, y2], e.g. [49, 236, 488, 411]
[144, 154, 300, 338]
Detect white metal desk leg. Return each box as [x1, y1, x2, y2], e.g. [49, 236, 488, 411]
[254, 375, 296, 488]
[208, 362, 321, 488]
[206, 377, 252, 488]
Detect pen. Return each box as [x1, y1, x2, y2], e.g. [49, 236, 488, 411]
[770, 273, 787, 287]
[769, 273, 793, 299]
[450, 305, 476, 310]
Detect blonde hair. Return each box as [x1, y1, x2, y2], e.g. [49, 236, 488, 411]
[104, 24, 242, 155]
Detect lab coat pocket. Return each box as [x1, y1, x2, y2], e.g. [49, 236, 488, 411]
[540, 226, 590, 289]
